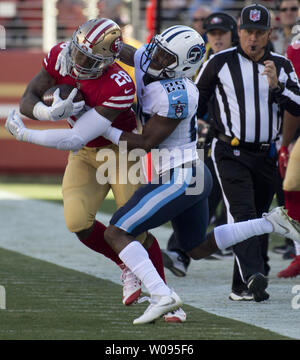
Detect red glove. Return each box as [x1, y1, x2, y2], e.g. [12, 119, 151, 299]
[278, 146, 289, 178]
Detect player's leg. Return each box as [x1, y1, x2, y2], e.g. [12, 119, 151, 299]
[278, 138, 300, 278]
[62, 147, 121, 264]
[105, 164, 211, 323]
[111, 149, 167, 304]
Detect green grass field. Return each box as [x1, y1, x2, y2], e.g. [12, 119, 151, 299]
[0, 178, 294, 341]
[0, 248, 291, 340]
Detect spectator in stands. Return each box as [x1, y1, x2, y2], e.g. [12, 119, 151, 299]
[191, 5, 212, 41]
[272, 0, 299, 55]
[6, 16, 28, 49]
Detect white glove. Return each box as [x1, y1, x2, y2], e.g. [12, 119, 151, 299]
[47, 88, 85, 121]
[5, 109, 28, 141]
[55, 42, 69, 77]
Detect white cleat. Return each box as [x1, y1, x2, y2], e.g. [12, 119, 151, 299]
[133, 291, 183, 325]
[163, 307, 186, 323]
[263, 206, 300, 243]
[119, 264, 141, 306]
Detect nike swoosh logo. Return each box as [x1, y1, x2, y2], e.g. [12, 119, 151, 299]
[172, 95, 182, 101]
[277, 224, 290, 235]
[156, 298, 177, 309]
[124, 88, 133, 94]
[58, 110, 65, 118]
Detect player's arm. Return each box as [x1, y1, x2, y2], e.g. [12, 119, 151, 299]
[281, 111, 300, 148]
[278, 111, 300, 178]
[20, 68, 85, 122]
[5, 103, 125, 151]
[20, 68, 56, 119]
[104, 114, 181, 152]
[119, 43, 137, 67]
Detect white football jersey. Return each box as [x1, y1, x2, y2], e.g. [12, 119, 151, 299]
[134, 46, 199, 173]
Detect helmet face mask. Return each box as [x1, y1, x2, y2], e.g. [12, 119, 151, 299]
[145, 39, 178, 78]
[141, 26, 206, 79]
[67, 18, 123, 80]
[68, 39, 114, 80]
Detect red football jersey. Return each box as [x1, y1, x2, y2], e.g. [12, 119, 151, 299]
[286, 43, 300, 80]
[43, 42, 137, 147]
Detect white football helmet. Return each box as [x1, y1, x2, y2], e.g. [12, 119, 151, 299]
[67, 18, 123, 80]
[140, 25, 206, 79]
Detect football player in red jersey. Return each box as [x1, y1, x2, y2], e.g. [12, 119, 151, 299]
[277, 40, 300, 278]
[5, 18, 184, 321]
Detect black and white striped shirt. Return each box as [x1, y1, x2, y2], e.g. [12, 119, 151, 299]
[195, 45, 300, 143]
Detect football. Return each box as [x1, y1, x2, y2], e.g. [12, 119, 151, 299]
[42, 84, 84, 106]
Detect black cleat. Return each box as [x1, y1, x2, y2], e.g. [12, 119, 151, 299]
[247, 273, 269, 302]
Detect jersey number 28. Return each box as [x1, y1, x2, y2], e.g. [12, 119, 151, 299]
[111, 71, 132, 86]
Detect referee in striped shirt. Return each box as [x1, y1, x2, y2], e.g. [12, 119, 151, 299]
[195, 3, 300, 301]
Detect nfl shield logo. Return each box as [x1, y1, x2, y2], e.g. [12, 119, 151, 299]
[250, 9, 261, 22]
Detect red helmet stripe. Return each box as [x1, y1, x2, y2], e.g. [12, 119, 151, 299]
[83, 19, 107, 44]
[90, 23, 115, 47]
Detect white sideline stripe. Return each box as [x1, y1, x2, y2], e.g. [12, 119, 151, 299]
[0, 190, 299, 340]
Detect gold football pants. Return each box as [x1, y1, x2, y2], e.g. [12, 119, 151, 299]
[62, 145, 143, 237]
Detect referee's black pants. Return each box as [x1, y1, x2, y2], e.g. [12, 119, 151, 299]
[211, 138, 277, 292]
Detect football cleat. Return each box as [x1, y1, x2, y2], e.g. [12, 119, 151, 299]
[119, 264, 141, 306]
[277, 256, 300, 278]
[161, 249, 189, 277]
[247, 273, 269, 302]
[133, 291, 182, 325]
[163, 307, 186, 323]
[263, 207, 300, 242]
[229, 290, 254, 301]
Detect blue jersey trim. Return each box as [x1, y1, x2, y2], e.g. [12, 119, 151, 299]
[159, 78, 189, 119]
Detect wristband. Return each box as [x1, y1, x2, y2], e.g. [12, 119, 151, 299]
[271, 82, 284, 95]
[103, 126, 123, 145]
[33, 101, 51, 121]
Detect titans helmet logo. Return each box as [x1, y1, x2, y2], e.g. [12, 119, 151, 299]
[187, 44, 205, 64]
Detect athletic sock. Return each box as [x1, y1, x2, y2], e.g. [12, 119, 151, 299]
[119, 241, 171, 297]
[214, 218, 273, 251]
[79, 220, 122, 265]
[147, 235, 166, 283]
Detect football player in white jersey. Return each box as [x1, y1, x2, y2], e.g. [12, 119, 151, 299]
[102, 26, 300, 323]
[7, 25, 300, 324]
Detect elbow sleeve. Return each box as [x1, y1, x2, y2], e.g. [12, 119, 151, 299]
[56, 134, 85, 151]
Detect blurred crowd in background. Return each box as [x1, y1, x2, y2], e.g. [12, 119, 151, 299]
[0, 0, 299, 50]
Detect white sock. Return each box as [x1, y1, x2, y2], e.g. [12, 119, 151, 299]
[294, 241, 300, 256]
[214, 218, 273, 250]
[119, 241, 171, 297]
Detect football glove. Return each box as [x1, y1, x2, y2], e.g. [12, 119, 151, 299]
[48, 88, 85, 121]
[5, 109, 28, 141]
[55, 42, 69, 77]
[278, 146, 289, 179]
